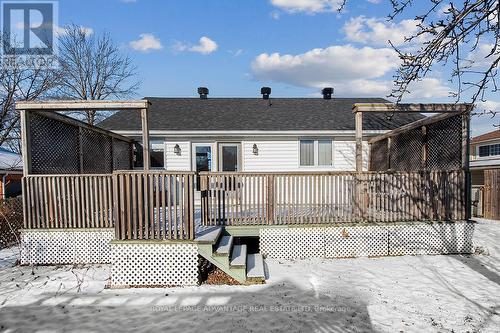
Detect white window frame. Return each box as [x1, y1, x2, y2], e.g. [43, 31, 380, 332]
[299, 139, 333, 167]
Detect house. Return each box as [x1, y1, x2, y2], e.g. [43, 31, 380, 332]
[16, 98, 473, 287]
[98, 88, 424, 174]
[470, 129, 500, 219]
[0, 147, 22, 199]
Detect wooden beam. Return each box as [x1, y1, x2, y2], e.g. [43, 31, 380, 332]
[353, 103, 473, 113]
[368, 113, 460, 144]
[355, 111, 363, 173]
[19, 110, 31, 176]
[141, 108, 150, 171]
[33, 110, 134, 143]
[16, 100, 148, 111]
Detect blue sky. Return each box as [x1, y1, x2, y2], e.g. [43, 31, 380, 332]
[56, 0, 499, 135]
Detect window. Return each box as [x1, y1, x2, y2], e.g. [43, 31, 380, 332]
[478, 144, 500, 157]
[300, 140, 314, 166]
[318, 140, 332, 166]
[300, 139, 332, 166]
[150, 142, 165, 168]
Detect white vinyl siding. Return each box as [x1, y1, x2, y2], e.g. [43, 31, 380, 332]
[332, 140, 368, 171]
[165, 141, 191, 171]
[242, 139, 368, 172]
[243, 140, 299, 172]
[159, 138, 368, 172]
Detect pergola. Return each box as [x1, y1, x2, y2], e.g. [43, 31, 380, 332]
[16, 100, 151, 176]
[352, 103, 473, 173]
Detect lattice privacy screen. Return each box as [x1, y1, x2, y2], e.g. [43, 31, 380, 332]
[369, 113, 465, 172]
[29, 112, 133, 174]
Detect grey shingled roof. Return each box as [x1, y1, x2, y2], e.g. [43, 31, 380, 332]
[98, 97, 424, 131]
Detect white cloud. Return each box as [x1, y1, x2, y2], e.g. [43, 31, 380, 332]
[251, 44, 399, 95]
[173, 36, 218, 55]
[251, 44, 453, 98]
[403, 78, 451, 100]
[472, 100, 500, 135]
[55, 25, 93, 36]
[343, 16, 420, 46]
[270, 0, 343, 14]
[129, 33, 162, 52]
[366, 0, 381, 3]
[229, 49, 244, 57]
[466, 43, 500, 68]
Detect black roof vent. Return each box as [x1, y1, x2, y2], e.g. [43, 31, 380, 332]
[197, 87, 209, 99]
[261, 87, 271, 100]
[322, 87, 333, 100]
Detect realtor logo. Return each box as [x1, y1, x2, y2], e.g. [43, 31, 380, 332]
[1, 0, 58, 68]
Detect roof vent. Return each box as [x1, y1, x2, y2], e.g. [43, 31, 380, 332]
[322, 87, 333, 100]
[261, 87, 271, 100]
[197, 87, 209, 99]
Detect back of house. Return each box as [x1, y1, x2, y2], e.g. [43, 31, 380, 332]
[98, 91, 424, 173]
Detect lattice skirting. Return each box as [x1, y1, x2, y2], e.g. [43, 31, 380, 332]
[260, 222, 475, 259]
[110, 242, 199, 287]
[20, 228, 114, 265]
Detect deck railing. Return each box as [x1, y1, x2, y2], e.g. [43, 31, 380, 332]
[200, 170, 466, 226]
[23, 174, 113, 228]
[22, 169, 467, 234]
[112, 171, 195, 240]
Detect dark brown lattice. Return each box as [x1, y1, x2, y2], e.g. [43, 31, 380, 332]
[369, 139, 389, 171]
[426, 114, 462, 170]
[81, 128, 113, 174]
[28, 111, 133, 175]
[390, 128, 424, 171]
[113, 139, 132, 170]
[29, 112, 80, 174]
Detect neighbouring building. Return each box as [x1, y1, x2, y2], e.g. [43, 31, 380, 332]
[0, 147, 23, 199]
[470, 129, 500, 219]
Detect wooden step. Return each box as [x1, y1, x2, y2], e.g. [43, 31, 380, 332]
[230, 244, 247, 267]
[246, 253, 265, 279]
[214, 235, 233, 256]
[194, 226, 222, 244]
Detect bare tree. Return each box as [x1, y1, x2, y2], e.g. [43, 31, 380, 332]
[0, 39, 58, 153]
[57, 25, 140, 125]
[339, 0, 499, 121]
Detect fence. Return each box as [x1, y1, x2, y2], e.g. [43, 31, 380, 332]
[113, 171, 195, 241]
[22, 175, 113, 229]
[369, 113, 467, 171]
[26, 111, 134, 174]
[200, 170, 466, 226]
[484, 169, 500, 220]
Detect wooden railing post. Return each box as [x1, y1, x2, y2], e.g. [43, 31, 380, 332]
[266, 175, 275, 225]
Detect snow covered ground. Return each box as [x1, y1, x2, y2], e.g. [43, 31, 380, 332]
[0, 219, 499, 332]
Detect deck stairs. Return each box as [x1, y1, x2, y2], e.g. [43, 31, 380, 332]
[195, 227, 265, 284]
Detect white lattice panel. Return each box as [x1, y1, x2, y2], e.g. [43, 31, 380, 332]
[324, 226, 388, 258]
[260, 222, 475, 259]
[20, 229, 114, 265]
[110, 242, 199, 286]
[260, 227, 324, 259]
[388, 222, 475, 255]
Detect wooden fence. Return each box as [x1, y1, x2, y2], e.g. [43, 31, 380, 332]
[113, 171, 195, 240]
[484, 169, 500, 220]
[23, 175, 113, 229]
[200, 170, 467, 225]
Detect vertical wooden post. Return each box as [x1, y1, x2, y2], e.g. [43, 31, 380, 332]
[421, 125, 428, 170]
[140, 107, 150, 171]
[19, 110, 31, 176]
[462, 111, 471, 220]
[354, 110, 365, 221]
[266, 174, 275, 224]
[355, 111, 363, 173]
